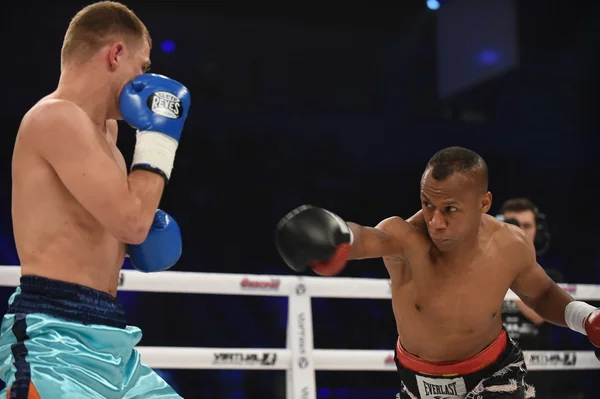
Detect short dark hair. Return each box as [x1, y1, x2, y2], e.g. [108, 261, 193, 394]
[423, 146, 488, 192]
[500, 198, 537, 214]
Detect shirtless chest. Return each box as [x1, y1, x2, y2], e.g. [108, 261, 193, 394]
[16, 137, 125, 211]
[383, 243, 517, 361]
[12, 119, 127, 294]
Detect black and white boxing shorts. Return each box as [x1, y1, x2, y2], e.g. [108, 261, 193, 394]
[394, 329, 535, 398]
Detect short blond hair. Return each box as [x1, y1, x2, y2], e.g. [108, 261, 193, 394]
[61, 1, 151, 67]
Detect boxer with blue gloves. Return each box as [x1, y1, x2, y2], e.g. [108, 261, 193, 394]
[120, 73, 190, 273]
[1, 3, 188, 398]
[120, 72, 191, 184]
[127, 209, 183, 272]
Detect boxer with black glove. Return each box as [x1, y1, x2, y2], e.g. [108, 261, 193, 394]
[275, 146, 600, 399]
[276, 205, 354, 276]
[276, 205, 404, 276]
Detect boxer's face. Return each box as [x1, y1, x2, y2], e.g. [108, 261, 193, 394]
[421, 171, 491, 252]
[132, 39, 151, 76]
[120, 38, 151, 87]
[503, 210, 536, 242]
[108, 37, 151, 118]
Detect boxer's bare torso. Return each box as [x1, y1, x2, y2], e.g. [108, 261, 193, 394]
[12, 96, 127, 296]
[349, 210, 537, 362]
[343, 165, 571, 363]
[381, 212, 522, 361]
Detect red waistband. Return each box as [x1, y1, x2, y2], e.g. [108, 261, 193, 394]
[395, 330, 507, 376]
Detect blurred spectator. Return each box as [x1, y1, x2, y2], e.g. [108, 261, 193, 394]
[500, 197, 584, 398]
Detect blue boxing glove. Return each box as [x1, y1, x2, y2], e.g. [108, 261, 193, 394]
[119, 73, 191, 183]
[126, 209, 182, 273]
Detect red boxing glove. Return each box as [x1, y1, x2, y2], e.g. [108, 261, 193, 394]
[584, 309, 600, 348]
[310, 242, 351, 277]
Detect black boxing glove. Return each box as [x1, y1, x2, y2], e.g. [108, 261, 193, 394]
[275, 205, 353, 276]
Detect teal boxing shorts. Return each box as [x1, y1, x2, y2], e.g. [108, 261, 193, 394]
[0, 275, 182, 398]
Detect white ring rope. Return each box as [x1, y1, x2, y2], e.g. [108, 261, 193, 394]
[1, 266, 599, 399]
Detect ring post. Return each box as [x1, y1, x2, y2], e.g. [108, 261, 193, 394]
[287, 278, 316, 399]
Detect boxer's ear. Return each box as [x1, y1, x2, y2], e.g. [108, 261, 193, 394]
[108, 42, 126, 71]
[480, 191, 492, 214]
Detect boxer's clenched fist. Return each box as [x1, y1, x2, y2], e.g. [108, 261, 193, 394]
[565, 301, 600, 347]
[275, 205, 353, 276]
[127, 209, 182, 273]
[120, 73, 191, 183]
[584, 309, 600, 347]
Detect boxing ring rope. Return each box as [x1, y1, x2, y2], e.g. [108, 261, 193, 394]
[1, 266, 600, 399]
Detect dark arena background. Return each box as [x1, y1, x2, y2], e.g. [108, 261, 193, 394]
[1, 0, 600, 398]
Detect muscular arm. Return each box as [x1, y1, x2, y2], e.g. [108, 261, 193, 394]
[510, 229, 573, 327]
[22, 100, 163, 244]
[347, 214, 418, 260]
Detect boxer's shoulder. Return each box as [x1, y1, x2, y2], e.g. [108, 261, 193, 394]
[27, 97, 83, 117]
[486, 215, 534, 260]
[376, 210, 426, 240]
[21, 98, 90, 137]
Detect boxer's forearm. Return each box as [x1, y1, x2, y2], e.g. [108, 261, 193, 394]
[124, 170, 166, 244]
[347, 222, 367, 259]
[523, 283, 575, 327]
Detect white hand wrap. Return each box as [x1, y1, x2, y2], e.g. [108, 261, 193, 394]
[132, 131, 179, 181]
[565, 300, 596, 335]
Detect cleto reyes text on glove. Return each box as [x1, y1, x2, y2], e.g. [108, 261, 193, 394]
[119, 73, 191, 183]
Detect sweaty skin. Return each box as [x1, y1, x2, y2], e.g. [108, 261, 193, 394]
[11, 40, 164, 296]
[347, 173, 573, 362]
